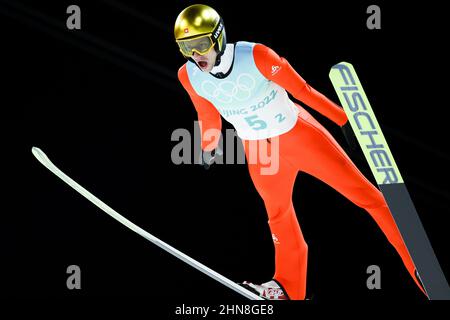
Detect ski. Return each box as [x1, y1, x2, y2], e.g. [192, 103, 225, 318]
[329, 62, 450, 300]
[31, 147, 263, 300]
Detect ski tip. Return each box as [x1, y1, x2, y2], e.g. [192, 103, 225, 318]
[31, 146, 42, 157]
[328, 61, 353, 78]
[31, 147, 49, 165]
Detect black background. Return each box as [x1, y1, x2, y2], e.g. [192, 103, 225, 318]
[2, 0, 450, 314]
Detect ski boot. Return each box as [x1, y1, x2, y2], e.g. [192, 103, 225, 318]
[239, 279, 290, 300]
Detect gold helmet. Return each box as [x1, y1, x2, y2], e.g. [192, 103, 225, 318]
[174, 4, 226, 59]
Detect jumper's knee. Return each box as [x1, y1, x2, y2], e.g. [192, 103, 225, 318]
[265, 200, 294, 223]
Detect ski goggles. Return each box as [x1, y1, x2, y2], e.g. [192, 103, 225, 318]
[176, 34, 216, 57]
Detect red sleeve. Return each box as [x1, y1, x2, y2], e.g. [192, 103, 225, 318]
[178, 64, 222, 152]
[253, 44, 348, 126]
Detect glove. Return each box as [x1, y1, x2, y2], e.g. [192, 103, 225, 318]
[341, 121, 358, 152]
[200, 146, 223, 170]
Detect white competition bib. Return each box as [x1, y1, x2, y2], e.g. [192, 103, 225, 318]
[187, 41, 299, 140]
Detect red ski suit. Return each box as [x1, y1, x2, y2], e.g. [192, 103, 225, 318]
[178, 44, 424, 299]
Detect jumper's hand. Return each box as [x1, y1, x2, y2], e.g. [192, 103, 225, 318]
[200, 146, 223, 170]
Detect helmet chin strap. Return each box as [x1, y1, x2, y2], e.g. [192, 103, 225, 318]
[214, 52, 222, 67]
[214, 28, 227, 67]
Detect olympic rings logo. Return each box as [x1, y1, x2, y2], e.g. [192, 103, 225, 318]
[201, 73, 255, 104]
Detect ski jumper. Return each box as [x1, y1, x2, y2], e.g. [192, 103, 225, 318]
[178, 42, 423, 299]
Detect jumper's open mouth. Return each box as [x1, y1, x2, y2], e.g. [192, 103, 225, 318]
[198, 61, 208, 68]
